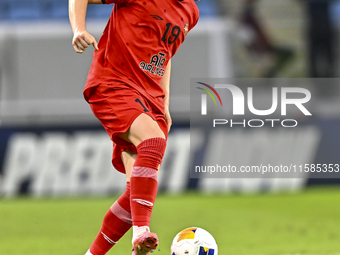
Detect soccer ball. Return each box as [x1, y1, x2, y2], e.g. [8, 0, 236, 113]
[170, 227, 218, 255]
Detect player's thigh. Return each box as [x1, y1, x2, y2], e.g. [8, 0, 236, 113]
[121, 151, 137, 182]
[119, 113, 166, 147]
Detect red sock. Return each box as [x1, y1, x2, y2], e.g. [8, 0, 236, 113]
[130, 138, 167, 227]
[89, 183, 132, 255]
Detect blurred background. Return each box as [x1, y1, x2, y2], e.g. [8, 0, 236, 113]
[1, 0, 340, 196]
[1, 1, 340, 255]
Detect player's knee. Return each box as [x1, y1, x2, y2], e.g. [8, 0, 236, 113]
[134, 137, 167, 170]
[121, 151, 137, 166]
[128, 113, 166, 145]
[135, 127, 166, 145]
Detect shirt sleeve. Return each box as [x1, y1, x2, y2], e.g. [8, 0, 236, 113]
[190, 5, 199, 31]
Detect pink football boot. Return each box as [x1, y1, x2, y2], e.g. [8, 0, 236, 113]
[132, 232, 159, 255]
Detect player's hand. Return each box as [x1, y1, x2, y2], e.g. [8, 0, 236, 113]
[164, 107, 172, 132]
[72, 30, 99, 53]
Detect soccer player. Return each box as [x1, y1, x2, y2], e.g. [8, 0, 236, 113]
[68, 0, 199, 254]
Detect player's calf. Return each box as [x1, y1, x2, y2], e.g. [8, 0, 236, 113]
[85, 183, 132, 255]
[130, 137, 166, 253]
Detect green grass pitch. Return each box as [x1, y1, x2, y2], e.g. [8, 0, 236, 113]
[1, 187, 340, 255]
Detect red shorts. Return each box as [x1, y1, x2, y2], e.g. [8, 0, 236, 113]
[84, 82, 168, 174]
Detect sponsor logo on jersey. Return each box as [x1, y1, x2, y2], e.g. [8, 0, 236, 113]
[150, 15, 163, 20]
[140, 52, 166, 77]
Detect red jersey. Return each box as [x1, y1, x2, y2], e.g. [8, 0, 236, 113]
[85, 0, 199, 100]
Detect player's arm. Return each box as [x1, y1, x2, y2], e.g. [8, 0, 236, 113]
[160, 59, 172, 132]
[88, 0, 103, 3]
[69, 0, 99, 53]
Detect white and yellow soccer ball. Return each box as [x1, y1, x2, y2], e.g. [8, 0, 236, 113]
[170, 227, 218, 255]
